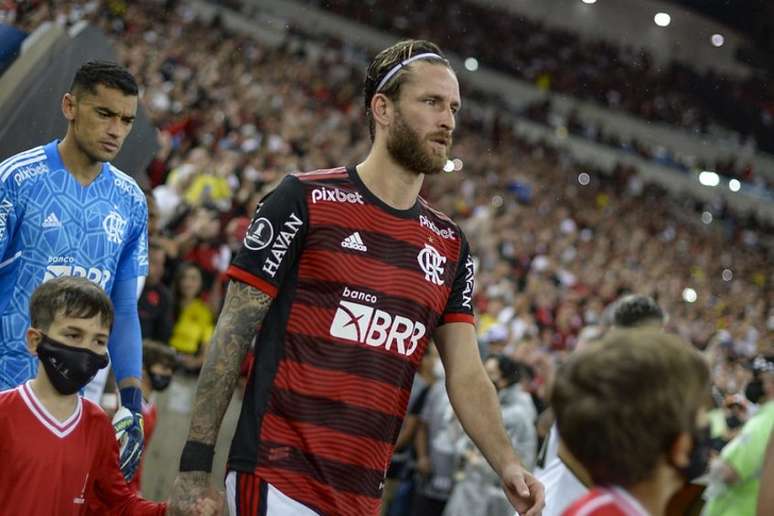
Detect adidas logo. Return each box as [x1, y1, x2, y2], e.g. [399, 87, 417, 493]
[341, 232, 367, 252]
[42, 212, 61, 228]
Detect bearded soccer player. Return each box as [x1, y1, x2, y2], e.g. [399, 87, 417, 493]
[168, 40, 544, 516]
[0, 61, 148, 480]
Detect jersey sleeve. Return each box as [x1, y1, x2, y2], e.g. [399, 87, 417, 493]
[115, 194, 149, 281]
[438, 232, 475, 326]
[89, 412, 167, 515]
[0, 176, 21, 313]
[227, 175, 308, 298]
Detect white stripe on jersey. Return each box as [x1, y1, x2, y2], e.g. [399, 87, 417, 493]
[109, 164, 138, 184]
[575, 493, 616, 516]
[0, 150, 47, 182]
[0, 147, 44, 170]
[18, 381, 83, 439]
[108, 164, 144, 195]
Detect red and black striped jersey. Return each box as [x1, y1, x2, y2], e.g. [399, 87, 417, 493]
[226, 166, 475, 515]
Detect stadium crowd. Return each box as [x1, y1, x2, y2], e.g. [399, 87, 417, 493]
[3, 0, 772, 514]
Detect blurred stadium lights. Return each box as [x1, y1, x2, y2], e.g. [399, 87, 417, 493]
[711, 34, 725, 47]
[698, 170, 720, 187]
[654, 12, 671, 27]
[682, 287, 698, 303]
[464, 57, 479, 71]
[453, 158, 464, 171]
[728, 178, 741, 192]
[443, 160, 455, 172]
[578, 172, 591, 185]
[581, 0, 597, 4]
[701, 211, 713, 224]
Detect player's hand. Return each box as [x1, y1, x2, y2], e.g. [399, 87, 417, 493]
[118, 387, 145, 481]
[193, 488, 225, 516]
[169, 471, 212, 516]
[501, 461, 545, 516]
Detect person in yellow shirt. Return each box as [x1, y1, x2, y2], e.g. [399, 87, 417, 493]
[169, 263, 214, 373]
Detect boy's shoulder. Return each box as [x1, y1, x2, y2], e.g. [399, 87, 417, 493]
[80, 397, 117, 434]
[0, 385, 23, 408]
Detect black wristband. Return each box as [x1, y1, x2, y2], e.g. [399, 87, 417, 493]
[179, 441, 215, 473]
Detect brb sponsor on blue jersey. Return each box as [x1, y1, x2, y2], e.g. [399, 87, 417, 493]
[0, 140, 148, 389]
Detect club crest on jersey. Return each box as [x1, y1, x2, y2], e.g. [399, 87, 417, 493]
[102, 210, 127, 244]
[244, 217, 274, 251]
[417, 244, 446, 285]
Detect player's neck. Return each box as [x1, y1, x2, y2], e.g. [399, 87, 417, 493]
[58, 135, 103, 186]
[29, 374, 79, 423]
[356, 147, 424, 210]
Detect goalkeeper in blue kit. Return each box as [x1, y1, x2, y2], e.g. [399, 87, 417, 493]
[0, 61, 148, 480]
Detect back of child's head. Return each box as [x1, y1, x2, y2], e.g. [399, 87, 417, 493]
[143, 341, 178, 372]
[551, 329, 710, 486]
[30, 277, 114, 331]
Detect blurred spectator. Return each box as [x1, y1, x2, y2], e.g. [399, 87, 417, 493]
[443, 354, 538, 516]
[413, 375, 462, 516]
[383, 346, 439, 516]
[138, 241, 174, 345]
[169, 262, 214, 373]
[131, 341, 177, 494]
[704, 356, 774, 516]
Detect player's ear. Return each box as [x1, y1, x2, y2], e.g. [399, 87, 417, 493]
[62, 93, 77, 122]
[26, 328, 43, 356]
[370, 93, 394, 132]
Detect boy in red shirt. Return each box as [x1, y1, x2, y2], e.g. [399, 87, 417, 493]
[552, 330, 711, 516]
[0, 276, 216, 515]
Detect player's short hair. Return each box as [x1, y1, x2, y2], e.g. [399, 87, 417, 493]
[70, 60, 138, 98]
[363, 40, 451, 140]
[143, 341, 178, 371]
[551, 329, 709, 487]
[29, 277, 114, 331]
[612, 294, 666, 328]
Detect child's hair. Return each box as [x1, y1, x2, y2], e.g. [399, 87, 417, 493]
[29, 277, 114, 331]
[143, 341, 178, 372]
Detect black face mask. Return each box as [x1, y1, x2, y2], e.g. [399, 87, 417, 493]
[37, 334, 109, 395]
[679, 426, 712, 481]
[149, 372, 172, 392]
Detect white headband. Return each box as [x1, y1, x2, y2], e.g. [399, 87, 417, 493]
[375, 52, 444, 92]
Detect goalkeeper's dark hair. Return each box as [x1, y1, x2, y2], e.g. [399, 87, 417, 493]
[70, 60, 138, 97]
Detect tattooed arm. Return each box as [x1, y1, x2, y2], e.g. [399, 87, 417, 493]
[169, 281, 272, 515]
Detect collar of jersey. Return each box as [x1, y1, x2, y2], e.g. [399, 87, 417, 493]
[18, 380, 83, 439]
[347, 165, 420, 220]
